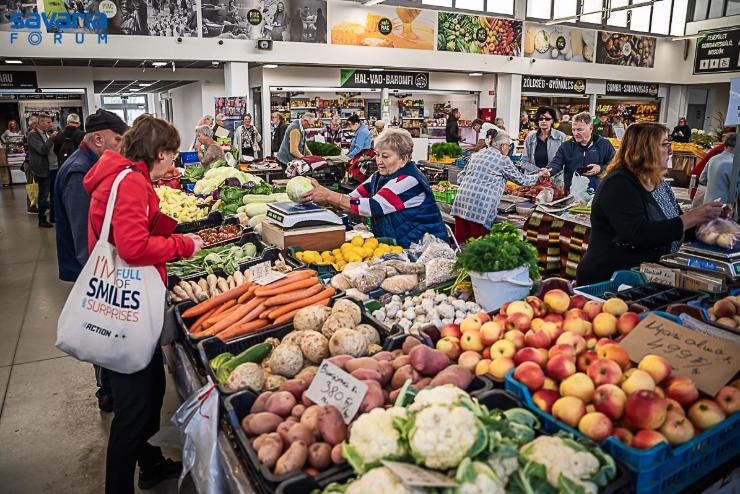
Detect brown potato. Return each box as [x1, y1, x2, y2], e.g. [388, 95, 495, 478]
[258, 435, 284, 469]
[250, 391, 273, 413]
[327, 354, 352, 370]
[265, 391, 297, 417]
[279, 379, 307, 401]
[351, 368, 382, 382]
[377, 361, 394, 386]
[344, 357, 380, 373]
[277, 421, 293, 446]
[372, 351, 394, 362]
[359, 380, 384, 413]
[392, 355, 411, 370]
[287, 422, 315, 446]
[300, 405, 322, 439]
[308, 442, 332, 470]
[331, 443, 345, 464]
[291, 404, 306, 419]
[252, 433, 270, 451]
[317, 406, 347, 445]
[391, 364, 418, 390]
[402, 336, 421, 355]
[409, 345, 450, 377]
[274, 441, 308, 476]
[430, 365, 473, 389]
[244, 412, 283, 436]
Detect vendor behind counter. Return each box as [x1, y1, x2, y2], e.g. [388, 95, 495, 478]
[298, 128, 449, 247]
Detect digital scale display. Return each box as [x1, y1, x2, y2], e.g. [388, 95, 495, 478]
[687, 257, 718, 271]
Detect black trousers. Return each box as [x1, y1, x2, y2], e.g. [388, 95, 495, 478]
[105, 347, 166, 494]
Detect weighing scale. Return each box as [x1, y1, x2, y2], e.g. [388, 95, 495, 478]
[266, 202, 344, 229]
[660, 242, 740, 281]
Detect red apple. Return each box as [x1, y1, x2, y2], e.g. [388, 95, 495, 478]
[715, 386, 740, 415]
[587, 359, 623, 386]
[569, 294, 588, 310]
[504, 330, 525, 349]
[514, 361, 545, 392]
[665, 398, 684, 416]
[549, 343, 576, 360]
[488, 357, 515, 381]
[576, 350, 598, 373]
[597, 343, 630, 370]
[665, 376, 699, 407]
[560, 372, 595, 403]
[493, 314, 508, 327]
[544, 313, 564, 328]
[460, 331, 484, 352]
[659, 411, 695, 445]
[458, 350, 482, 371]
[688, 399, 727, 430]
[475, 358, 492, 376]
[578, 412, 614, 442]
[476, 312, 491, 323]
[638, 354, 672, 385]
[524, 328, 552, 349]
[546, 354, 577, 381]
[440, 323, 462, 339]
[525, 296, 547, 318]
[532, 389, 559, 413]
[436, 336, 462, 361]
[625, 390, 668, 430]
[557, 332, 587, 355]
[506, 301, 535, 319]
[514, 347, 547, 367]
[632, 430, 668, 450]
[461, 315, 483, 334]
[613, 427, 634, 446]
[592, 384, 627, 420]
[506, 312, 532, 332]
[565, 308, 589, 321]
[491, 339, 517, 358]
[552, 396, 587, 427]
[544, 289, 571, 314]
[593, 313, 618, 338]
[479, 321, 504, 346]
[617, 312, 641, 334]
[583, 300, 603, 321]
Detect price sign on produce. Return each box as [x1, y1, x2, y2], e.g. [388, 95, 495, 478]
[620, 314, 740, 395]
[382, 460, 458, 488]
[305, 361, 367, 424]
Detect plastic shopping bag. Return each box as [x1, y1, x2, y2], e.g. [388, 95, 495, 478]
[26, 181, 38, 207]
[696, 218, 740, 250]
[570, 173, 590, 203]
[56, 169, 165, 374]
[173, 381, 226, 494]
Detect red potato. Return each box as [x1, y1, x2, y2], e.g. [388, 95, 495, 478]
[389, 388, 401, 403]
[391, 364, 419, 390]
[345, 357, 380, 373]
[244, 412, 283, 436]
[257, 434, 284, 469]
[412, 377, 432, 391]
[279, 379, 307, 400]
[429, 365, 473, 389]
[285, 416, 299, 425]
[274, 440, 308, 476]
[402, 336, 421, 354]
[308, 442, 332, 470]
[378, 361, 394, 387]
[360, 380, 385, 413]
[318, 406, 347, 445]
[250, 391, 273, 413]
[287, 423, 315, 446]
[301, 393, 315, 407]
[409, 345, 450, 377]
[300, 405, 322, 439]
[331, 443, 345, 464]
[266, 391, 297, 417]
[391, 349, 403, 358]
[295, 367, 317, 388]
[327, 355, 352, 370]
[303, 467, 320, 477]
[252, 433, 270, 451]
[392, 355, 411, 370]
[372, 351, 394, 362]
[277, 421, 293, 445]
[291, 404, 306, 419]
[351, 368, 382, 382]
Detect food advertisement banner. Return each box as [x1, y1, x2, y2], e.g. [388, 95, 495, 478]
[437, 12, 521, 55]
[329, 3, 434, 50]
[522, 75, 586, 95]
[202, 0, 327, 42]
[694, 27, 740, 74]
[523, 23, 595, 63]
[605, 81, 659, 97]
[596, 32, 655, 68]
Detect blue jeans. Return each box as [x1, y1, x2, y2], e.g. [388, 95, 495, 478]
[36, 175, 50, 213]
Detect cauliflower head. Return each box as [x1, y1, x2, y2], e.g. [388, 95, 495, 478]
[521, 436, 600, 491]
[453, 459, 506, 494]
[344, 407, 407, 473]
[408, 404, 481, 470]
[345, 467, 426, 494]
[486, 454, 520, 486]
[409, 385, 468, 412]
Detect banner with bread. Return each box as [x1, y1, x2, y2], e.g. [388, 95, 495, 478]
[523, 23, 596, 63]
[329, 3, 435, 50]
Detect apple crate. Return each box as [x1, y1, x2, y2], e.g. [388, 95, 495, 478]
[574, 270, 648, 302]
[505, 370, 740, 494]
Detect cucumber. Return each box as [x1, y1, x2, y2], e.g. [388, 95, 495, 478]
[220, 342, 273, 382]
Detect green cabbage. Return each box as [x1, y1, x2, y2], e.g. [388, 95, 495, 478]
[286, 176, 314, 202]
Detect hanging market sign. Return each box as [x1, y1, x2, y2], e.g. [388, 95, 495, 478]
[694, 27, 740, 75]
[0, 71, 38, 89]
[340, 69, 429, 90]
[605, 81, 659, 97]
[521, 75, 586, 95]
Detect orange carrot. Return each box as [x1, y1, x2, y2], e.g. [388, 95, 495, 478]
[181, 283, 253, 318]
[188, 306, 219, 334]
[203, 303, 240, 328]
[267, 287, 336, 320]
[217, 319, 269, 341]
[237, 285, 258, 304]
[211, 299, 237, 316]
[235, 302, 266, 325]
[263, 283, 324, 307]
[273, 297, 330, 324]
[255, 277, 319, 297]
[236, 296, 265, 318]
[201, 304, 253, 336]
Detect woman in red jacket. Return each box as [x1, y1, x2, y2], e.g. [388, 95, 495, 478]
[84, 115, 204, 494]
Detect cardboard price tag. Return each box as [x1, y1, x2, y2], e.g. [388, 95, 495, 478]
[304, 361, 367, 424]
[245, 261, 286, 285]
[620, 314, 740, 396]
[381, 460, 458, 488]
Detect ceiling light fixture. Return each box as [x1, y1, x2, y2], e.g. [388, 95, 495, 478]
[152, 61, 167, 67]
[469, 72, 483, 76]
[364, 0, 386, 6]
[369, 68, 384, 71]
[129, 88, 141, 92]
[544, 0, 654, 25]
[5, 59, 23, 64]
[138, 83, 154, 87]
[263, 64, 278, 68]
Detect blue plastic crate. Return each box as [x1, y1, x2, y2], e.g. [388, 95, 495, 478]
[505, 370, 740, 494]
[574, 270, 647, 300]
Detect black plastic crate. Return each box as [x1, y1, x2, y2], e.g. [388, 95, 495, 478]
[174, 209, 223, 234]
[198, 298, 399, 396]
[605, 283, 706, 312]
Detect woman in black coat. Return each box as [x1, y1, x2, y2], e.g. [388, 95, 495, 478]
[576, 123, 724, 285]
[445, 108, 460, 144]
[670, 117, 692, 143]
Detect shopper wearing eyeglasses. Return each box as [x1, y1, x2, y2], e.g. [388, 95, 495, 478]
[521, 106, 566, 173]
[576, 122, 725, 285]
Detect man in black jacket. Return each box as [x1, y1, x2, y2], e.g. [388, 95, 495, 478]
[545, 111, 616, 192]
[26, 113, 58, 228]
[54, 113, 84, 166]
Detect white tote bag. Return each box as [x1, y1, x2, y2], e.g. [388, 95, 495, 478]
[56, 169, 165, 374]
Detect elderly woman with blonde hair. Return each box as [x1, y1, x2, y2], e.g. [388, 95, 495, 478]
[195, 125, 226, 167]
[299, 128, 448, 247]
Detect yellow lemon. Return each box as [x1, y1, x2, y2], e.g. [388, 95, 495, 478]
[364, 237, 378, 248]
[332, 249, 341, 256]
[340, 243, 353, 252]
[372, 248, 386, 258]
[334, 252, 344, 262]
[350, 236, 364, 247]
[301, 253, 315, 264]
[378, 243, 389, 250]
[324, 255, 335, 263]
[391, 246, 403, 254]
[346, 254, 362, 263]
[321, 251, 332, 258]
[295, 252, 304, 262]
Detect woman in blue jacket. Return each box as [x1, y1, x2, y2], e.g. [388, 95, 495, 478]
[299, 128, 448, 247]
[346, 114, 373, 160]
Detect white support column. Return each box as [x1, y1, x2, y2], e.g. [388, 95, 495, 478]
[262, 84, 273, 156]
[495, 73, 522, 133]
[665, 85, 689, 128]
[224, 62, 250, 99]
[380, 88, 391, 123]
[589, 94, 597, 116]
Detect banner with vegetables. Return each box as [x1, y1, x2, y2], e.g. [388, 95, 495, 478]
[437, 12, 521, 56]
[329, 2, 435, 50]
[596, 31, 655, 68]
[523, 22, 595, 63]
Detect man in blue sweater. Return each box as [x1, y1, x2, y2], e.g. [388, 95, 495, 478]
[545, 111, 616, 192]
[54, 109, 127, 412]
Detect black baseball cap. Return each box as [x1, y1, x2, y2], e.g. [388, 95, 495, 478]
[85, 109, 128, 135]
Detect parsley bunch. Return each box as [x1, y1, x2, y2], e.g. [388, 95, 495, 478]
[455, 224, 540, 280]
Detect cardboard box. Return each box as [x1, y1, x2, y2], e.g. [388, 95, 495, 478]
[261, 220, 346, 251]
[640, 263, 681, 287]
[680, 271, 726, 293]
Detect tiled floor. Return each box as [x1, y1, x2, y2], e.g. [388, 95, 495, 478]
[0, 186, 191, 493]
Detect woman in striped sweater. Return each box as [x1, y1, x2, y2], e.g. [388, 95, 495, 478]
[299, 128, 448, 247]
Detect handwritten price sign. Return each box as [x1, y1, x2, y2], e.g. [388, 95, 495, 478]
[305, 361, 367, 424]
[620, 314, 740, 395]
